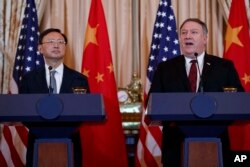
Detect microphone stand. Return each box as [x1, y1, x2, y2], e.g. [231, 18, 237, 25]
[48, 66, 53, 94]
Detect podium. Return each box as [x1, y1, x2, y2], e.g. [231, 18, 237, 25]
[146, 92, 250, 167]
[0, 94, 105, 167]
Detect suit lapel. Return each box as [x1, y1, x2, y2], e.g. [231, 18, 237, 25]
[201, 54, 213, 87]
[35, 67, 49, 93]
[60, 65, 73, 93]
[176, 56, 190, 91]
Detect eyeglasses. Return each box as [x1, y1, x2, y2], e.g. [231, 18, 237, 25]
[41, 39, 66, 45]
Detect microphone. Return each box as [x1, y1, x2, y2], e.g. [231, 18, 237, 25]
[194, 52, 203, 92]
[48, 66, 53, 94]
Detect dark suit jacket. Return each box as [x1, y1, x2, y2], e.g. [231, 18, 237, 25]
[150, 53, 244, 93]
[19, 64, 89, 93]
[149, 53, 244, 165]
[19, 64, 89, 167]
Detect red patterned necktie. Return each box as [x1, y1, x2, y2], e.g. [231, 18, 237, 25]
[188, 60, 197, 92]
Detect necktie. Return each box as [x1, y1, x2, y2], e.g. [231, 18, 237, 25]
[50, 70, 57, 94]
[188, 60, 197, 92]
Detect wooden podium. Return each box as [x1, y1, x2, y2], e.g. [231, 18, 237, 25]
[0, 94, 105, 167]
[146, 92, 250, 167]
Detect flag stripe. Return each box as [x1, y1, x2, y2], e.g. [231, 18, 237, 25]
[0, 151, 8, 167]
[2, 126, 24, 167]
[146, 126, 162, 147]
[0, 130, 13, 167]
[15, 126, 29, 148]
[9, 126, 28, 164]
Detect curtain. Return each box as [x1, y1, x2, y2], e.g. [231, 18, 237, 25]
[0, 0, 24, 94]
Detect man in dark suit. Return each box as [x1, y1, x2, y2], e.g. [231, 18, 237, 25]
[149, 18, 244, 167]
[19, 28, 89, 167]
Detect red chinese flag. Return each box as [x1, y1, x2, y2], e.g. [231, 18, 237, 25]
[80, 0, 128, 166]
[224, 0, 250, 150]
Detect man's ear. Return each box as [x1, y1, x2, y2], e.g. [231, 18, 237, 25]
[204, 34, 208, 45]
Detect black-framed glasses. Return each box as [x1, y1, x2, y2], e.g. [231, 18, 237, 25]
[41, 39, 66, 45]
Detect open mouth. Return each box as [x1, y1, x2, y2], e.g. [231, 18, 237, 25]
[185, 42, 194, 46]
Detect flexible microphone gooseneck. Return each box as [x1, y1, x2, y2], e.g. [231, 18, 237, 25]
[48, 66, 53, 94]
[194, 52, 204, 92]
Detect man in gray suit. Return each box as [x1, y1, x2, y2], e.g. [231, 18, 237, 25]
[149, 18, 244, 167]
[19, 28, 89, 167]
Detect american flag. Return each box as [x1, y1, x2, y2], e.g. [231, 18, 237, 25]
[135, 0, 180, 166]
[0, 0, 43, 166]
[13, 0, 44, 85]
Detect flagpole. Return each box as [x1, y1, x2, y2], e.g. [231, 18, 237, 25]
[132, 0, 140, 78]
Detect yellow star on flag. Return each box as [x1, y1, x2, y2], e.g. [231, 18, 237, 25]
[95, 72, 104, 83]
[225, 24, 243, 52]
[82, 68, 90, 77]
[84, 23, 99, 49]
[242, 73, 250, 85]
[107, 63, 114, 73]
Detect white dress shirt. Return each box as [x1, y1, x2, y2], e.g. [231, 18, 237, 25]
[185, 52, 205, 92]
[45, 64, 64, 93]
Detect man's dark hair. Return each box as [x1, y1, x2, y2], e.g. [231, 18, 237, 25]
[180, 18, 208, 34]
[39, 28, 68, 44]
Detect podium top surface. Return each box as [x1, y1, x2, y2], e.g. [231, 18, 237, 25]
[0, 94, 105, 122]
[147, 92, 250, 121]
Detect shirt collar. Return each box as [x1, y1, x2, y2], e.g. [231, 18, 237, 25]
[45, 63, 64, 75]
[184, 52, 205, 65]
